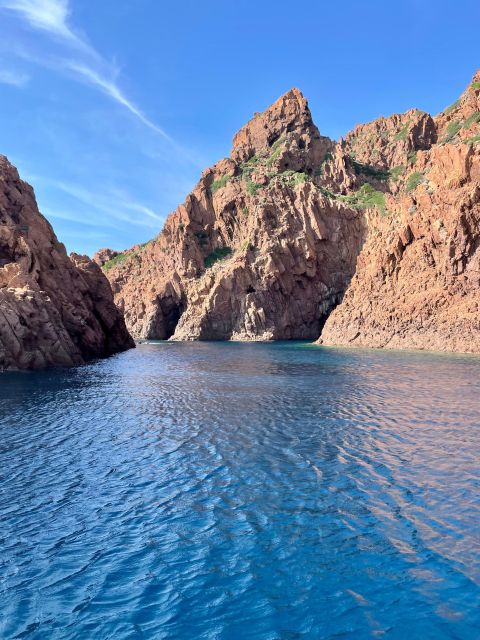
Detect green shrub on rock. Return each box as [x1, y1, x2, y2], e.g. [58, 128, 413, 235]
[211, 175, 230, 193]
[204, 246, 232, 269]
[405, 171, 424, 192]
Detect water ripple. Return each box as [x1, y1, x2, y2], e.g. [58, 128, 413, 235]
[0, 342, 479, 639]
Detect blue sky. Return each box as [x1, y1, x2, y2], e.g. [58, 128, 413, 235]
[0, 0, 478, 256]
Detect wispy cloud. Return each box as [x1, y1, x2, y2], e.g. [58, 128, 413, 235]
[34, 175, 165, 229]
[1, 0, 68, 35]
[42, 206, 118, 228]
[0, 67, 30, 86]
[67, 62, 170, 139]
[0, 0, 92, 55]
[0, 0, 168, 137]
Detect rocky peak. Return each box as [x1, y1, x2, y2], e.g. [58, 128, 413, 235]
[104, 88, 361, 341]
[104, 71, 480, 353]
[343, 109, 437, 172]
[93, 247, 119, 267]
[230, 88, 329, 170]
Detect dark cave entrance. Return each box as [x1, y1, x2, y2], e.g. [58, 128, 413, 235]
[148, 295, 185, 340]
[0, 245, 15, 268]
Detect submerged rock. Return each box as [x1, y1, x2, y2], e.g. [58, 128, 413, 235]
[0, 156, 134, 370]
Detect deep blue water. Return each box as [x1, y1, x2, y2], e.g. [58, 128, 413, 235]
[1, 342, 480, 639]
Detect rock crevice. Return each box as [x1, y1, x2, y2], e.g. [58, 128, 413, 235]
[104, 70, 480, 353]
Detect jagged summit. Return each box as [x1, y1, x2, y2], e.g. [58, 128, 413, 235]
[230, 88, 322, 163]
[104, 71, 480, 353]
[103, 87, 356, 341]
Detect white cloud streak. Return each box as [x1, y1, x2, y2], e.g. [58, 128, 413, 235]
[0, 67, 30, 86]
[36, 176, 165, 229]
[67, 62, 170, 139]
[0, 0, 89, 51]
[0, 0, 168, 137]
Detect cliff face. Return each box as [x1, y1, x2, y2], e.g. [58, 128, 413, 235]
[0, 156, 134, 370]
[320, 72, 480, 352]
[105, 89, 365, 341]
[105, 71, 480, 352]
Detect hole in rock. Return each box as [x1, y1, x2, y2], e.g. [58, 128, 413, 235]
[147, 295, 186, 340]
[0, 245, 15, 267]
[268, 132, 281, 147]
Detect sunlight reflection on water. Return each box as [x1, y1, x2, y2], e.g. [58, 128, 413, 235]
[0, 342, 479, 639]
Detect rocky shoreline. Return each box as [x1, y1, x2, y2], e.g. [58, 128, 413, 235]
[1, 71, 479, 369]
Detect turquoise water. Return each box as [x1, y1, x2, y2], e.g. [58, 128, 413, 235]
[0, 342, 479, 639]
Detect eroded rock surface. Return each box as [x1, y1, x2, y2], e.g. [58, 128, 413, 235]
[106, 72, 480, 352]
[0, 156, 134, 370]
[93, 248, 118, 267]
[106, 89, 364, 341]
[320, 72, 480, 352]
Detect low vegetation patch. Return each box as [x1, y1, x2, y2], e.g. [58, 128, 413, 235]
[389, 166, 405, 182]
[270, 137, 284, 151]
[340, 184, 386, 214]
[352, 160, 389, 181]
[471, 81, 480, 91]
[314, 151, 332, 176]
[291, 172, 309, 186]
[319, 186, 335, 199]
[246, 180, 263, 196]
[272, 170, 311, 188]
[407, 151, 417, 165]
[204, 246, 232, 269]
[266, 137, 285, 166]
[211, 175, 230, 193]
[440, 112, 480, 144]
[442, 120, 462, 143]
[239, 155, 260, 179]
[444, 99, 460, 114]
[465, 134, 480, 144]
[462, 111, 480, 129]
[405, 171, 424, 192]
[103, 239, 153, 271]
[394, 121, 411, 141]
[103, 252, 129, 270]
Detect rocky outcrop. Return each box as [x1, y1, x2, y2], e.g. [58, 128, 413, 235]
[320, 72, 480, 352]
[105, 89, 364, 341]
[0, 156, 134, 370]
[93, 247, 118, 267]
[106, 71, 480, 353]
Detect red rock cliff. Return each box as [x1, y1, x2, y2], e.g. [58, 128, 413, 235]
[105, 71, 480, 353]
[319, 71, 480, 352]
[105, 89, 364, 341]
[0, 156, 134, 370]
